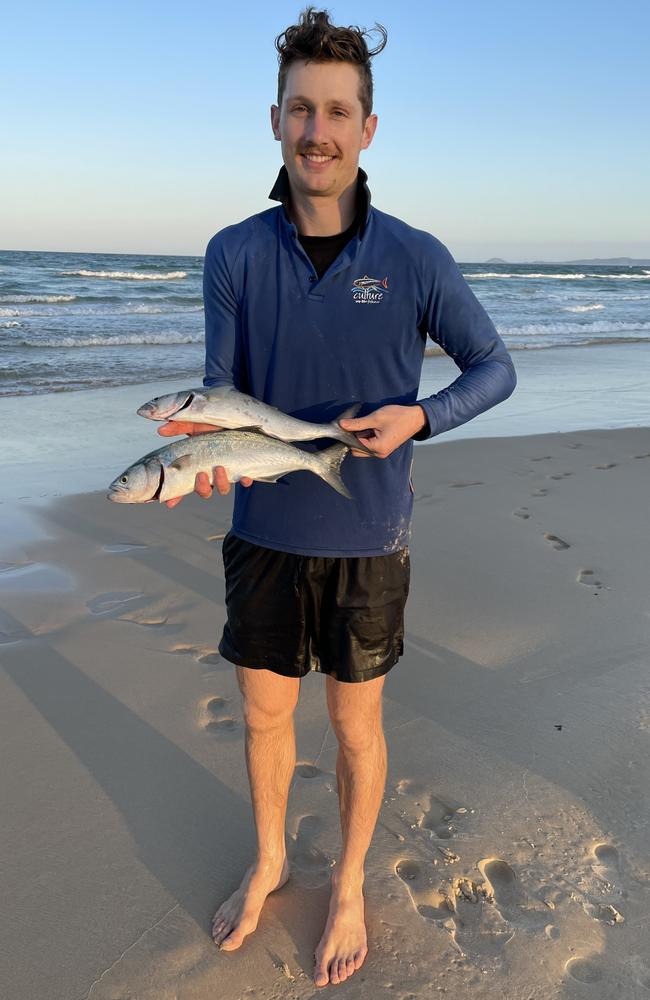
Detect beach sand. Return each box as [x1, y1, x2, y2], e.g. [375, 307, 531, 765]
[2, 426, 650, 999]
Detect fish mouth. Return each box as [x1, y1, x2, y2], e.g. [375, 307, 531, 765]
[107, 486, 127, 503]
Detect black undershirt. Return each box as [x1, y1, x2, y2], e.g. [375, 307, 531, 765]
[297, 209, 362, 279]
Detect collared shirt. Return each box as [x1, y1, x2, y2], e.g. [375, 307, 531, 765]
[202, 167, 516, 556]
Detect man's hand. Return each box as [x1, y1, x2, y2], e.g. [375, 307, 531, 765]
[157, 420, 253, 507]
[339, 404, 427, 459]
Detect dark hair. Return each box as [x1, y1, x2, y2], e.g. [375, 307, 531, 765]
[275, 7, 387, 122]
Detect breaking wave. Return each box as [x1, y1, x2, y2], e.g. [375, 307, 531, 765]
[498, 319, 650, 337]
[563, 304, 605, 312]
[58, 269, 187, 281]
[0, 294, 76, 304]
[16, 332, 203, 348]
[465, 272, 650, 281]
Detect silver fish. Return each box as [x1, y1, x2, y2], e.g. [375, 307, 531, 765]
[107, 430, 351, 504]
[136, 385, 373, 454]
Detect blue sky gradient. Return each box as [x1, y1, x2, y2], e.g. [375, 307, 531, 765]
[2, 0, 649, 260]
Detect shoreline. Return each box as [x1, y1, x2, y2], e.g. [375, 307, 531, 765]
[2, 341, 650, 504]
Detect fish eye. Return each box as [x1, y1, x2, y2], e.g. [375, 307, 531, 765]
[120, 475, 128, 484]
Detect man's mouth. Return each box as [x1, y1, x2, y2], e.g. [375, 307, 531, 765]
[301, 153, 336, 164]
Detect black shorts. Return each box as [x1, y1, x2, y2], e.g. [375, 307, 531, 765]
[219, 531, 410, 683]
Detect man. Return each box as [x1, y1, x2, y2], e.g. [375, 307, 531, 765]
[160, 8, 516, 988]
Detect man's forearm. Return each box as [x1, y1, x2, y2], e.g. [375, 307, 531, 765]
[415, 355, 517, 440]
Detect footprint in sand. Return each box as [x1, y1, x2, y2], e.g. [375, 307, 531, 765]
[531, 488, 549, 497]
[119, 611, 171, 629]
[86, 591, 144, 615]
[530, 455, 553, 462]
[289, 814, 334, 886]
[592, 463, 617, 470]
[448, 877, 513, 960]
[202, 696, 239, 738]
[577, 569, 603, 590]
[549, 472, 573, 480]
[170, 644, 221, 665]
[395, 859, 452, 921]
[395, 779, 461, 840]
[513, 507, 530, 519]
[565, 957, 602, 984]
[294, 762, 335, 783]
[564, 442, 583, 449]
[585, 843, 625, 924]
[593, 843, 620, 872]
[544, 533, 570, 550]
[449, 481, 484, 489]
[478, 859, 547, 932]
[633, 453, 650, 460]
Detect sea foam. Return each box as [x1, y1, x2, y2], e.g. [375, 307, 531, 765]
[59, 270, 187, 281]
[563, 304, 605, 312]
[466, 272, 650, 281]
[0, 294, 76, 304]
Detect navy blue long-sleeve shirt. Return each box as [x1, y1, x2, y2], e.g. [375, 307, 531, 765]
[203, 168, 516, 556]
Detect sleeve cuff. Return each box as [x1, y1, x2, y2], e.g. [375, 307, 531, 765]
[412, 399, 436, 440]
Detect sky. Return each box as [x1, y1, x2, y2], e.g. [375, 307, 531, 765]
[2, 0, 649, 261]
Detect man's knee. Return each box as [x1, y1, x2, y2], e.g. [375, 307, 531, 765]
[327, 685, 384, 753]
[237, 666, 300, 733]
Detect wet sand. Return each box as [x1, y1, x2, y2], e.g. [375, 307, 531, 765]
[1, 426, 650, 998]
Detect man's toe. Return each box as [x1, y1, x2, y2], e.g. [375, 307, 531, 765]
[354, 947, 367, 969]
[220, 931, 244, 951]
[313, 958, 330, 987]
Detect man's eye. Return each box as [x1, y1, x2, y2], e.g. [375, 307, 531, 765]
[332, 110, 347, 117]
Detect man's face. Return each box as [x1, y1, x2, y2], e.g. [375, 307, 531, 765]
[271, 60, 377, 200]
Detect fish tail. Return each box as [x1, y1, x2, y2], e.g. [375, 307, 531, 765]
[313, 443, 352, 499]
[329, 402, 374, 455]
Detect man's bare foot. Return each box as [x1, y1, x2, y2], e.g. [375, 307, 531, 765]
[313, 874, 368, 987]
[212, 858, 289, 951]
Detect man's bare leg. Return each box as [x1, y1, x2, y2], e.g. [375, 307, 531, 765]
[313, 673, 387, 987]
[212, 666, 300, 950]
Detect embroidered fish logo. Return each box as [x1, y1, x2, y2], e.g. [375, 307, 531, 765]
[351, 275, 389, 293]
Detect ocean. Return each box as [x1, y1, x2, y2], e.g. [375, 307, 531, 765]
[1, 249, 649, 397]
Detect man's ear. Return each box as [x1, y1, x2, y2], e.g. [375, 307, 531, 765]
[361, 113, 378, 151]
[270, 104, 281, 141]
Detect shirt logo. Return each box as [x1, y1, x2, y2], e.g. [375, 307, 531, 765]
[351, 274, 389, 304]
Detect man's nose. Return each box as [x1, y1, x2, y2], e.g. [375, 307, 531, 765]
[303, 109, 329, 146]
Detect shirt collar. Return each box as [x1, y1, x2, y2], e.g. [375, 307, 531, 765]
[268, 165, 372, 238]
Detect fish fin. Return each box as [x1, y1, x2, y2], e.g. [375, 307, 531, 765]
[250, 473, 286, 484]
[330, 402, 374, 455]
[336, 402, 362, 421]
[313, 443, 352, 499]
[169, 454, 194, 472]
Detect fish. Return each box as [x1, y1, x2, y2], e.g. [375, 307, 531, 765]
[107, 430, 352, 504]
[136, 385, 373, 454]
[351, 275, 389, 292]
